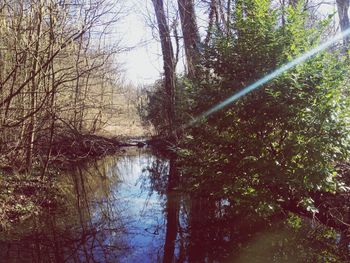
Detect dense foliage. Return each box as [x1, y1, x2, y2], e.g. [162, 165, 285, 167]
[180, 0, 350, 208]
[145, 0, 350, 239]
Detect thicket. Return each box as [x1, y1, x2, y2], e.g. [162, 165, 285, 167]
[0, 0, 123, 173]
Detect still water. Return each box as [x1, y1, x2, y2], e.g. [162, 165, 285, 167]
[0, 148, 344, 262]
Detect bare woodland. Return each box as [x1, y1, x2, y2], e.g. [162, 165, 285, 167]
[0, 0, 125, 172]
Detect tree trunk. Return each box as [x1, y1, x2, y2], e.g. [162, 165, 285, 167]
[177, 0, 201, 79]
[26, 1, 43, 171]
[336, 0, 350, 48]
[204, 0, 218, 47]
[151, 0, 176, 135]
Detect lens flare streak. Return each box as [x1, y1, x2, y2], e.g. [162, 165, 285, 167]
[189, 28, 350, 127]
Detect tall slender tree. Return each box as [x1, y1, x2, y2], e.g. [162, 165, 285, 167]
[177, 0, 201, 79]
[151, 0, 176, 135]
[336, 0, 350, 48]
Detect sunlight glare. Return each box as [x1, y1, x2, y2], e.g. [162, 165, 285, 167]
[188, 28, 350, 127]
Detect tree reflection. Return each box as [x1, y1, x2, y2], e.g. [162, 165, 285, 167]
[144, 152, 348, 263]
[163, 160, 180, 263]
[0, 156, 129, 263]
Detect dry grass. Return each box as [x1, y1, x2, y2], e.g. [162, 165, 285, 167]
[97, 91, 153, 138]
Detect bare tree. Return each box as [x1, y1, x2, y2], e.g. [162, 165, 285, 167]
[336, 0, 350, 48]
[151, 0, 176, 135]
[177, 0, 201, 78]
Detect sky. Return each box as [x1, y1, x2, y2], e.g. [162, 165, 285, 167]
[115, 0, 191, 86]
[116, 0, 163, 86]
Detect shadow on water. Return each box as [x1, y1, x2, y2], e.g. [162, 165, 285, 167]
[0, 147, 346, 262]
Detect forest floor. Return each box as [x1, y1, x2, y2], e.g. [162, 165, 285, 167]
[98, 91, 153, 139]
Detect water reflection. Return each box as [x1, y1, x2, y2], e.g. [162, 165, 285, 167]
[0, 148, 347, 262]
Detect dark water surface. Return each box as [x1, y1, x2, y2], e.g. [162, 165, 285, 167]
[0, 148, 343, 262]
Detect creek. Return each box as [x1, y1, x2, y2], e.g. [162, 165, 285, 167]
[0, 147, 342, 262]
